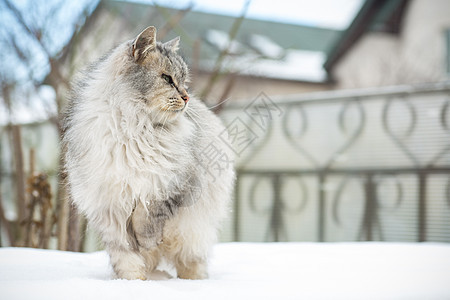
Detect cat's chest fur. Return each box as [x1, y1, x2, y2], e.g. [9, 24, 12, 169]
[101, 105, 196, 200]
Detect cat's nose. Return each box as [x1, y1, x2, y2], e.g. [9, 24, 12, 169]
[180, 90, 189, 103]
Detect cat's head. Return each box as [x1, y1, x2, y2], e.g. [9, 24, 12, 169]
[126, 26, 190, 123]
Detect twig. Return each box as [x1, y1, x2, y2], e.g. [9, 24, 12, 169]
[191, 38, 201, 85]
[11, 125, 27, 245]
[213, 73, 238, 114]
[200, 0, 251, 100]
[0, 191, 15, 247]
[157, 3, 193, 40]
[152, 2, 194, 46]
[67, 203, 80, 252]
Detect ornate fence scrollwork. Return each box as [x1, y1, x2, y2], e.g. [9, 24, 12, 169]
[247, 174, 309, 241]
[230, 82, 450, 242]
[446, 178, 450, 208]
[324, 98, 366, 169]
[283, 104, 319, 168]
[382, 96, 419, 166]
[429, 98, 450, 166]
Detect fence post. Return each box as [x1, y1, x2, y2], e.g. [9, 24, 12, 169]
[418, 172, 427, 242]
[233, 172, 241, 242]
[269, 174, 282, 242]
[362, 173, 377, 241]
[318, 172, 326, 242]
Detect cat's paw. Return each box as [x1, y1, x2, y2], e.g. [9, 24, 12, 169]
[114, 268, 147, 281]
[176, 260, 208, 280]
[177, 269, 208, 280]
[147, 269, 173, 280]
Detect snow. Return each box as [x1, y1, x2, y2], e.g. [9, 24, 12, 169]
[203, 49, 327, 82]
[1, 243, 450, 300]
[246, 49, 327, 82]
[248, 34, 284, 59]
[0, 85, 57, 126]
[205, 29, 244, 55]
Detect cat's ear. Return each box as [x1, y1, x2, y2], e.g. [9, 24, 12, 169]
[164, 36, 180, 52]
[132, 26, 157, 62]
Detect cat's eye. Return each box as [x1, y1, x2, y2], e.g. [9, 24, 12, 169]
[162, 74, 174, 85]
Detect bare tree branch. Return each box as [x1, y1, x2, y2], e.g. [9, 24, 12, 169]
[10, 124, 26, 246]
[157, 3, 194, 40]
[153, 2, 194, 46]
[1, 0, 91, 252]
[200, 0, 251, 101]
[2, 0, 50, 56]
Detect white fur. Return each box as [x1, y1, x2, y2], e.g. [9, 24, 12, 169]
[64, 41, 234, 279]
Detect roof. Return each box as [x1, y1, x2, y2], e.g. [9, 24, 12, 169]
[324, 0, 410, 73]
[105, 1, 339, 52]
[59, 0, 342, 83]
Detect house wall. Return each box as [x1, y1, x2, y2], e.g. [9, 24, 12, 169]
[332, 0, 450, 88]
[192, 72, 332, 106]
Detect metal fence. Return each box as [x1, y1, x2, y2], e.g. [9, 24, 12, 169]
[221, 82, 450, 243]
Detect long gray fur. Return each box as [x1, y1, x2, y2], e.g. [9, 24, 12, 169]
[62, 26, 234, 280]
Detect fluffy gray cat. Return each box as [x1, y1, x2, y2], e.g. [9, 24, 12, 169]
[63, 26, 235, 280]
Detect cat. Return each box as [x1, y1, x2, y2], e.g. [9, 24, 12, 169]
[63, 26, 235, 280]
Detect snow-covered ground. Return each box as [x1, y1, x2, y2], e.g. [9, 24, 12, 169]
[1, 243, 449, 300]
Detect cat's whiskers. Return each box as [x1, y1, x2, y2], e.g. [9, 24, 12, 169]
[152, 102, 171, 126]
[186, 106, 206, 123]
[207, 97, 232, 110]
[185, 110, 202, 129]
[185, 109, 207, 136]
[187, 110, 205, 126]
[157, 111, 172, 144]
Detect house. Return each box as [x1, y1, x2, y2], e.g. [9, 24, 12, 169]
[324, 0, 450, 88]
[219, 0, 450, 243]
[3, 0, 449, 247]
[53, 0, 341, 106]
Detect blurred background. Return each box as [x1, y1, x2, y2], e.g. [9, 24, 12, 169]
[0, 0, 449, 251]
